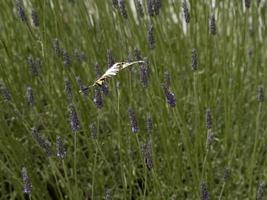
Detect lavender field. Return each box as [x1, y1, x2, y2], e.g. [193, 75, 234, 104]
[0, 0, 267, 199]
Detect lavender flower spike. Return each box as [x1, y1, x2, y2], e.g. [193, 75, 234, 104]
[21, 167, 32, 194]
[128, 108, 138, 133]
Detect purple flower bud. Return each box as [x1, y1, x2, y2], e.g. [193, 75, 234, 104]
[147, 0, 161, 16]
[163, 87, 176, 107]
[21, 167, 32, 194]
[31, 127, 53, 156]
[112, 0, 119, 9]
[105, 189, 112, 200]
[28, 56, 40, 76]
[147, 24, 155, 49]
[256, 182, 265, 200]
[141, 139, 153, 170]
[56, 136, 66, 159]
[0, 85, 12, 102]
[192, 48, 197, 71]
[68, 104, 80, 132]
[182, 0, 190, 23]
[140, 58, 149, 87]
[205, 108, 212, 130]
[200, 182, 209, 200]
[118, 0, 128, 19]
[16, 0, 27, 22]
[134, 0, 144, 18]
[128, 108, 138, 133]
[64, 77, 72, 103]
[207, 129, 214, 146]
[209, 14, 216, 35]
[147, 0, 155, 17]
[257, 85, 264, 102]
[63, 49, 71, 67]
[31, 9, 39, 27]
[53, 38, 62, 57]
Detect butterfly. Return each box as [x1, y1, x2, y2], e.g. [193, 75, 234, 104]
[80, 61, 144, 93]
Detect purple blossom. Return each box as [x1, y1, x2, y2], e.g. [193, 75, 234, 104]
[68, 104, 80, 132]
[128, 108, 138, 133]
[56, 136, 66, 159]
[164, 87, 176, 107]
[21, 167, 32, 194]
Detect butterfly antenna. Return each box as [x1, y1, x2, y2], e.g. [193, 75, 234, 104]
[79, 84, 94, 93]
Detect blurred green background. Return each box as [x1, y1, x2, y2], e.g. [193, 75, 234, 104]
[0, 0, 267, 199]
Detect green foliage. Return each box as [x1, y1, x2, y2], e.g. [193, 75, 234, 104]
[0, 0, 267, 199]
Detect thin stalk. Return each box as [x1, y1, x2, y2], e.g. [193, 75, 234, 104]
[74, 131, 77, 196]
[92, 110, 100, 199]
[218, 182, 226, 200]
[249, 102, 262, 196]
